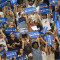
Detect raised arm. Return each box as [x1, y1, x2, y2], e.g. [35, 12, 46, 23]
[36, 37, 41, 47]
[25, 0, 29, 7]
[34, 0, 37, 6]
[45, 42, 48, 54]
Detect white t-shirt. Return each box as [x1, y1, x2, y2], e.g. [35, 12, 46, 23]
[0, 12, 4, 17]
[0, 38, 8, 51]
[28, 14, 40, 21]
[42, 51, 47, 60]
[36, 6, 40, 12]
[16, 12, 19, 21]
[41, 18, 51, 30]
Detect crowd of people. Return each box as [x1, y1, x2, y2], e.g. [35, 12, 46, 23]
[0, 0, 60, 60]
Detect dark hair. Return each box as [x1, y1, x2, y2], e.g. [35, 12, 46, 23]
[22, 34, 27, 38]
[32, 42, 39, 48]
[42, 14, 47, 18]
[18, 12, 21, 16]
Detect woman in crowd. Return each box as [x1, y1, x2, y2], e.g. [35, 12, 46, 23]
[0, 0, 60, 60]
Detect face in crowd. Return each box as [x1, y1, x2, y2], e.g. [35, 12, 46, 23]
[29, 1, 33, 6]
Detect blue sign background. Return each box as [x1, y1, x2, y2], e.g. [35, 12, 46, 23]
[16, 55, 27, 60]
[0, 17, 7, 24]
[49, 0, 58, 5]
[57, 30, 60, 35]
[14, 31, 19, 37]
[18, 17, 28, 34]
[10, 0, 17, 6]
[28, 31, 39, 38]
[46, 35, 54, 45]
[0, 0, 9, 8]
[53, 11, 59, 22]
[24, 7, 36, 14]
[0, 49, 5, 58]
[40, 7, 49, 14]
[5, 27, 15, 34]
[56, 21, 60, 29]
[40, 3, 47, 7]
[0, 23, 2, 29]
[6, 50, 17, 59]
[42, 27, 48, 34]
[39, 32, 44, 38]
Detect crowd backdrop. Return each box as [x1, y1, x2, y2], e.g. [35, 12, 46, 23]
[0, 0, 60, 60]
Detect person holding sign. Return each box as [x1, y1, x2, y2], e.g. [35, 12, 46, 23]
[30, 37, 42, 60]
[53, 36, 60, 60]
[41, 14, 51, 30]
[17, 48, 28, 60]
[22, 38, 32, 55]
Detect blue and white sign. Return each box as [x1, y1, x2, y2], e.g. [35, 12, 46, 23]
[40, 7, 49, 14]
[0, 49, 5, 58]
[16, 55, 27, 60]
[0, 23, 2, 29]
[0, 0, 9, 8]
[40, 3, 47, 7]
[49, 0, 58, 5]
[28, 31, 39, 38]
[46, 35, 54, 45]
[56, 21, 60, 29]
[14, 31, 19, 37]
[5, 27, 15, 34]
[53, 11, 59, 22]
[18, 17, 28, 34]
[18, 17, 26, 24]
[39, 32, 44, 38]
[24, 7, 36, 14]
[57, 30, 60, 35]
[6, 50, 17, 59]
[0, 17, 7, 24]
[42, 27, 48, 34]
[10, 0, 17, 6]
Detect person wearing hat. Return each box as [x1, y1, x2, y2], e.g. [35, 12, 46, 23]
[7, 32, 20, 51]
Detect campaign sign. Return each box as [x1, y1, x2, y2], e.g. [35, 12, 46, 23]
[0, 23, 2, 28]
[40, 7, 49, 14]
[5, 27, 15, 34]
[28, 31, 39, 38]
[24, 7, 36, 14]
[0, 0, 9, 8]
[6, 50, 17, 59]
[18, 17, 28, 34]
[39, 32, 44, 38]
[46, 35, 54, 45]
[53, 11, 59, 22]
[0, 49, 5, 58]
[42, 27, 48, 34]
[10, 0, 17, 6]
[0, 17, 7, 24]
[57, 30, 60, 35]
[18, 17, 26, 24]
[14, 31, 19, 37]
[40, 3, 47, 7]
[16, 55, 27, 60]
[19, 28, 28, 34]
[16, 57, 21, 60]
[56, 21, 60, 29]
[49, 0, 58, 5]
